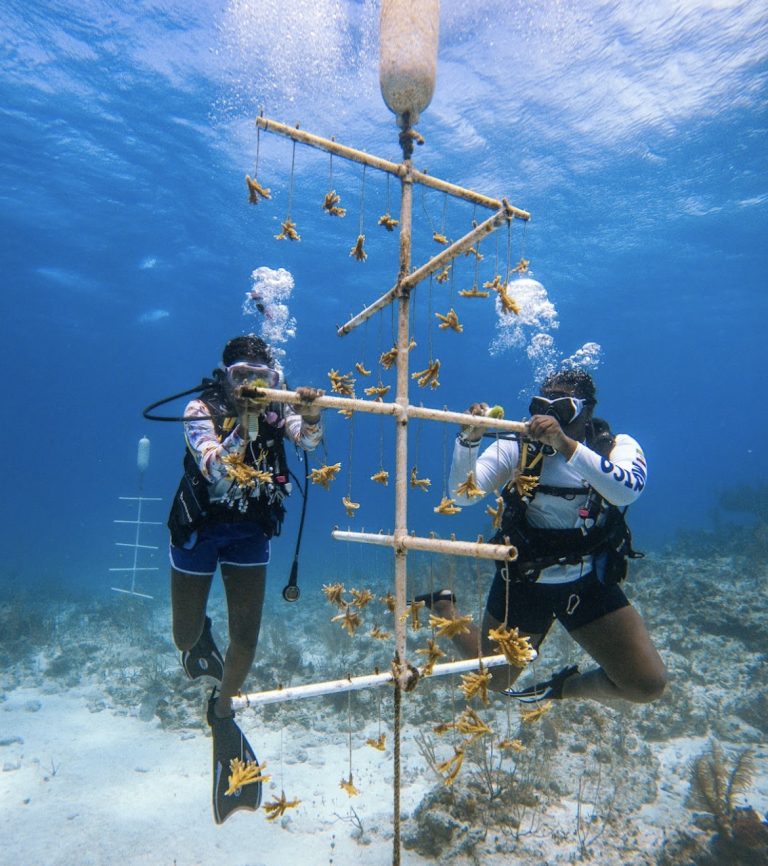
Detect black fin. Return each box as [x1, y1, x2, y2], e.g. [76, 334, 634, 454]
[207, 692, 262, 824]
[182, 617, 224, 683]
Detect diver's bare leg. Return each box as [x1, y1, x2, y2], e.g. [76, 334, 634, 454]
[214, 564, 267, 717]
[564, 605, 667, 703]
[171, 568, 214, 650]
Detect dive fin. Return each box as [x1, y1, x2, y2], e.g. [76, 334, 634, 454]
[207, 691, 262, 824]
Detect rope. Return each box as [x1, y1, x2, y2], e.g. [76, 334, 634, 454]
[392, 672, 402, 866]
[287, 140, 297, 219]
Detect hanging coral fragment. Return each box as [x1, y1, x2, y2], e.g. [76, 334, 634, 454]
[460, 664, 493, 705]
[436, 747, 465, 786]
[355, 362, 371, 376]
[416, 637, 445, 676]
[435, 308, 463, 332]
[435, 266, 451, 284]
[366, 734, 386, 751]
[486, 495, 504, 529]
[322, 190, 346, 217]
[275, 219, 300, 241]
[488, 624, 536, 667]
[410, 466, 431, 492]
[458, 284, 489, 298]
[328, 369, 355, 396]
[364, 383, 391, 401]
[308, 462, 342, 489]
[340, 774, 360, 796]
[332, 604, 362, 636]
[349, 234, 367, 261]
[322, 582, 346, 607]
[412, 359, 441, 389]
[264, 791, 301, 821]
[245, 174, 271, 204]
[432, 231, 450, 245]
[429, 612, 473, 637]
[521, 702, 553, 723]
[434, 496, 461, 515]
[378, 212, 399, 231]
[371, 469, 389, 485]
[455, 470, 484, 499]
[342, 496, 360, 517]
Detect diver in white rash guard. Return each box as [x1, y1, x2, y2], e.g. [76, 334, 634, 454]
[429, 368, 667, 705]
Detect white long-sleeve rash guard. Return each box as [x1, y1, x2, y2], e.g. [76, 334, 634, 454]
[448, 432, 647, 584]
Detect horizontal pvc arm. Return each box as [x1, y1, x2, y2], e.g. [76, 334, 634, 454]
[231, 653, 532, 710]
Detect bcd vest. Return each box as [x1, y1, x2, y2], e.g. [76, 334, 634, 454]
[492, 418, 641, 584]
[167, 387, 290, 547]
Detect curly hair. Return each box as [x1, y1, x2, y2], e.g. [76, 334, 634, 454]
[222, 334, 273, 367]
[540, 369, 597, 405]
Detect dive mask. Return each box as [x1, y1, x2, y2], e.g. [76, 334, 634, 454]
[528, 395, 586, 426]
[225, 361, 280, 392]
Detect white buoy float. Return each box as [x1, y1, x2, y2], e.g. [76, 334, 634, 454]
[137, 435, 151, 475]
[379, 0, 440, 128]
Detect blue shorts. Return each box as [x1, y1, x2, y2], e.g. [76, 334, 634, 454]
[169, 523, 270, 576]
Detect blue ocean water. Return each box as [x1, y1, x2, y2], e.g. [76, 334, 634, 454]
[1, 0, 766, 600]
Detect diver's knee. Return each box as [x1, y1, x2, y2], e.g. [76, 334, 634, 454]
[628, 671, 668, 703]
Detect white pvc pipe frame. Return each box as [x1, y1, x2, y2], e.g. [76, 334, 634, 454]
[250, 117, 530, 697]
[232, 652, 535, 710]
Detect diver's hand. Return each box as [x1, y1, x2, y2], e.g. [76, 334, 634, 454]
[294, 386, 324, 423]
[527, 414, 577, 459]
[459, 402, 489, 443]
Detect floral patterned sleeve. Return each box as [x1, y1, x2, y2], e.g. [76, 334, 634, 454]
[183, 399, 246, 482]
[284, 407, 323, 451]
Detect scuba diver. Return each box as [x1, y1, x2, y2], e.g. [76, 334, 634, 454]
[164, 334, 323, 822]
[428, 368, 667, 705]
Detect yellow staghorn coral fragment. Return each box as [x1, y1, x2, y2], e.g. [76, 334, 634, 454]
[514, 471, 539, 499]
[371, 469, 389, 485]
[379, 346, 398, 370]
[245, 174, 271, 204]
[416, 638, 445, 676]
[510, 258, 530, 273]
[454, 707, 493, 742]
[488, 625, 536, 667]
[350, 588, 374, 609]
[435, 308, 463, 333]
[437, 747, 465, 786]
[354, 362, 371, 376]
[486, 495, 504, 530]
[411, 359, 441, 389]
[456, 471, 484, 500]
[521, 701, 553, 723]
[275, 219, 300, 241]
[332, 604, 362, 636]
[435, 266, 451, 283]
[342, 496, 360, 517]
[263, 790, 301, 821]
[433, 231, 450, 245]
[322, 582, 346, 607]
[328, 369, 355, 396]
[369, 625, 391, 640]
[221, 454, 273, 488]
[429, 613, 473, 638]
[401, 599, 426, 631]
[483, 274, 503, 292]
[380, 592, 396, 614]
[366, 734, 386, 751]
[498, 738, 525, 752]
[378, 212, 399, 231]
[410, 467, 431, 492]
[226, 758, 270, 796]
[340, 774, 360, 796]
[338, 407, 354, 419]
[364, 384, 391, 400]
[464, 245, 483, 261]
[322, 190, 346, 217]
[308, 462, 342, 490]
[458, 285, 489, 298]
[495, 283, 521, 315]
[460, 664, 493, 705]
[350, 234, 367, 261]
[434, 497, 462, 515]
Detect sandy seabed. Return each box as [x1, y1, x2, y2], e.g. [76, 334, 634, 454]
[2, 551, 768, 865]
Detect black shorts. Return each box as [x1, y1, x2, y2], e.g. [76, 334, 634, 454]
[486, 566, 629, 636]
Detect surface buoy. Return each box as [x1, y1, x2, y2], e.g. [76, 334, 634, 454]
[379, 0, 440, 128]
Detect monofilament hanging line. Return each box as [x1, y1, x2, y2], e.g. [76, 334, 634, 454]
[505, 217, 514, 284]
[287, 140, 297, 219]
